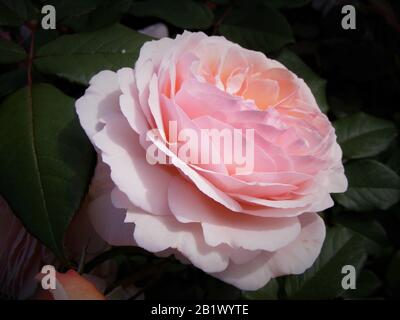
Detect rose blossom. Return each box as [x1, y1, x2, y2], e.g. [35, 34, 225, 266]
[76, 31, 347, 290]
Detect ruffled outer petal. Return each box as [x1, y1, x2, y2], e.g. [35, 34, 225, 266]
[168, 177, 301, 252]
[212, 212, 325, 290]
[125, 211, 230, 273]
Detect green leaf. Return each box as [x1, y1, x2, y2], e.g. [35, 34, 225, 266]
[284, 227, 367, 299]
[34, 24, 151, 85]
[62, 0, 131, 32]
[0, 69, 26, 98]
[277, 49, 328, 113]
[0, 84, 95, 260]
[0, 39, 27, 64]
[332, 211, 388, 257]
[334, 160, 400, 212]
[129, 0, 213, 30]
[219, 4, 293, 53]
[212, 0, 230, 3]
[329, 95, 362, 118]
[387, 251, 400, 294]
[266, 0, 310, 8]
[242, 278, 279, 300]
[34, 29, 60, 48]
[334, 112, 397, 159]
[40, 0, 125, 32]
[40, 0, 104, 20]
[0, 0, 36, 26]
[343, 270, 382, 299]
[387, 148, 400, 174]
[332, 212, 388, 245]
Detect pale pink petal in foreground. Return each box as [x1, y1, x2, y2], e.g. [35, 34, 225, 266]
[211, 213, 325, 290]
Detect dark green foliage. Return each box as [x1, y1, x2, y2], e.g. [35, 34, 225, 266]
[0, 0, 399, 300]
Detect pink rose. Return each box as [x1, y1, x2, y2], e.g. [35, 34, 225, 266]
[76, 31, 347, 290]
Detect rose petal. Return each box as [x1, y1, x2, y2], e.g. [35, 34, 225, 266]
[92, 114, 175, 216]
[75, 71, 121, 142]
[212, 212, 325, 290]
[168, 177, 301, 251]
[125, 211, 230, 273]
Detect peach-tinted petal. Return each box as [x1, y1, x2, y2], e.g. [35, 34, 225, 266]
[146, 129, 241, 212]
[36, 270, 106, 300]
[243, 79, 280, 109]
